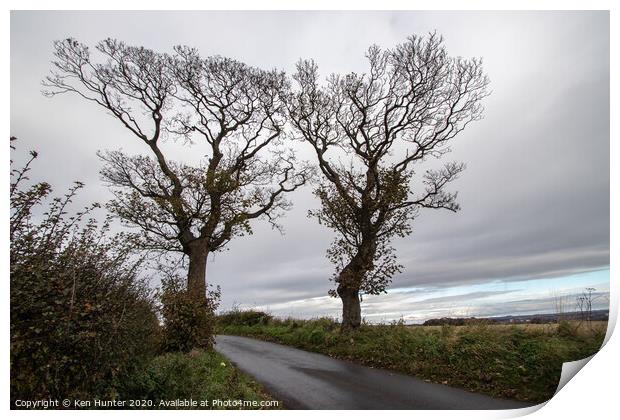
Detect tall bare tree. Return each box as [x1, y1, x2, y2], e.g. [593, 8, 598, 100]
[44, 39, 309, 297]
[289, 33, 489, 329]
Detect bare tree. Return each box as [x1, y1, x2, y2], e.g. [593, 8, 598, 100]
[576, 287, 597, 325]
[44, 39, 310, 297]
[289, 33, 489, 329]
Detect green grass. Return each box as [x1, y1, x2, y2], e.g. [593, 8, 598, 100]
[217, 311, 607, 403]
[120, 350, 281, 409]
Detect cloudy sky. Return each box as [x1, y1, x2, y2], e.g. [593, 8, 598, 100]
[10, 11, 609, 322]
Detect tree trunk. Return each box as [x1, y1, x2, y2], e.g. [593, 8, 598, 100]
[339, 285, 361, 330]
[187, 246, 208, 297]
[336, 238, 376, 331]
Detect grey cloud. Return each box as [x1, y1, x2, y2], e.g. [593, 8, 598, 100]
[10, 11, 609, 318]
[399, 290, 521, 306]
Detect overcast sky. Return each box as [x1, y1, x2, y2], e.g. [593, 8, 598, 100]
[10, 11, 610, 322]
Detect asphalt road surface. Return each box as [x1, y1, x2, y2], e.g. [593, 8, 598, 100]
[215, 335, 539, 410]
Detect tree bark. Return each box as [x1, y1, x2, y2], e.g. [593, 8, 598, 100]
[336, 237, 376, 331]
[187, 245, 208, 297]
[338, 285, 361, 330]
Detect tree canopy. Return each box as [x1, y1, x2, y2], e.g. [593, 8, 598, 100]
[44, 39, 311, 294]
[288, 33, 489, 328]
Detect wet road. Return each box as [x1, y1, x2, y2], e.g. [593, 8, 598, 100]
[214, 335, 537, 410]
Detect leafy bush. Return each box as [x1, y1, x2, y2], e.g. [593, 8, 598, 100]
[10, 138, 161, 402]
[160, 275, 220, 352]
[308, 329, 326, 345]
[217, 309, 273, 327]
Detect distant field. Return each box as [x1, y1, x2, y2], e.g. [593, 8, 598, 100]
[419, 321, 608, 335]
[217, 311, 607, 403]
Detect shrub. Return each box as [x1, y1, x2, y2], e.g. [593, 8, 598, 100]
[217, 309, 273, 327]
[308, 329, 326, 345]
[10, 138, 161, 402]
[160, 275, 220, 352]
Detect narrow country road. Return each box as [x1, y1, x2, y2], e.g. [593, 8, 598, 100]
[214, 335, 538, 410]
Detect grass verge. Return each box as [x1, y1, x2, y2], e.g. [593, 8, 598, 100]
[120, 350, 281, 409]
[217, 312, 607, 403]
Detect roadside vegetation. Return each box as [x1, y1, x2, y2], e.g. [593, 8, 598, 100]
[217, 310, 607, 403]
[122, 350, 279, 409]
[10, 138, 277, 409]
